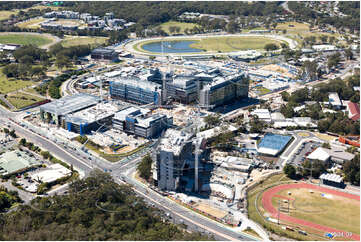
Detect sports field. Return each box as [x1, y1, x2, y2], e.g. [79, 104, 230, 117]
[159, 21, 200, 35]
[263, 183, 360, 240]
[190, 36, 283, 52]
[61, 36, 109, 47]
[0, 33, 52, 47]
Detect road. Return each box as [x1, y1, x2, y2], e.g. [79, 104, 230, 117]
[123, 33, 298, 57]
[0, 105, 259, 241]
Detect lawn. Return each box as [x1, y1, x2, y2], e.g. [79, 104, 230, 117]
[189, 36, 284, 52]
[16, 17, 45, 29]
[0, 10, 18, 21]
[276, 21, 340, 45]
[159, 21, 200, 35]
[254, 86, 271, 95]
[6, 92, 44, 109]
[0, 33, 52, 47]
[61, 36, 109, 48]
[247, 174, 327, 241]
[0, 70, 35, 94]
[272, 188, 360, 235]
[136, 36, 285, 54]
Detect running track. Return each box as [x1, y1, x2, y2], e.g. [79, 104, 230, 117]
[262, 183, 360, 240]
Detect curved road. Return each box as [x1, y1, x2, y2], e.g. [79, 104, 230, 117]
[0, 105, 261, 241]
[123, 33, 298, 57]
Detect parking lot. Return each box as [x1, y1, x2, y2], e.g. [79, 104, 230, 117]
[289, 140, 322, 167]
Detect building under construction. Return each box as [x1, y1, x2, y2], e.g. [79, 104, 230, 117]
[155, 129, 193, 191]
[199, 73, 249, 109]
[64, 102, 120, 135]
[109, 77, 162, 105]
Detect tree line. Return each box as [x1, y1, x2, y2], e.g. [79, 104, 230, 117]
[0, 170, 212, 241]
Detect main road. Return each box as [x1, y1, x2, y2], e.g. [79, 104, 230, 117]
[0, 105, 260, 241]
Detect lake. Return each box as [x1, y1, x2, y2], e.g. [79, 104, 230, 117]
[141, 40, 204, 53]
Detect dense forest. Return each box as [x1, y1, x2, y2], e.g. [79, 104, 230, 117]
[0, 1, 38, 10]
[0, 170, 212, 241]
[288, 1, 360, 31]
[65, 1, 283, 26]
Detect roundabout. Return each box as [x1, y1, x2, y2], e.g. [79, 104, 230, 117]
[124, 33, 298, 57]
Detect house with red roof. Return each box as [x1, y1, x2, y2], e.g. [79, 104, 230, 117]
[346, 101, 360, 121]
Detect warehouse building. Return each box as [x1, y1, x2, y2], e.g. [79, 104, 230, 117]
[91, 47, 118, 61]
[0, 151, 41, 177]
[64, 102, 120, 135]
[257, 133, 292, 156]
[40, 93, 100, 126]
[109, 77, 162, 105]
[113, 107, 172, 139]
[199, 73, 249, 110]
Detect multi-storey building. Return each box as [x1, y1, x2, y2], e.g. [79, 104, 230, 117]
[109, 77, 162, 105]
[155, 129, 193, 191]
[199, 73, 248, 109]
[113, 107, 171, 139]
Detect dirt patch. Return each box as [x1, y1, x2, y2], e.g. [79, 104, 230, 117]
[194, 202, 228, 219]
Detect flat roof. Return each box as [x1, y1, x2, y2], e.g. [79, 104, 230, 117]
[30, 163, 71, 184]
[110, 77, 161, 92]
[159, 129, 192, 155]
[320, 173, 343, 183]
[65, 102, 120, 125]
[258, 133, 292, 155]
[0, 151, 41, 176]
[307, 147, 330, 161]
[40, 93, 100, 116]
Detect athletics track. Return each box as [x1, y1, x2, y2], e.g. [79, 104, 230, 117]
[261, 183, 360, 240]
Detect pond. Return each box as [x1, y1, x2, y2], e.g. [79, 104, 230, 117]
[141, 40, 205, 53]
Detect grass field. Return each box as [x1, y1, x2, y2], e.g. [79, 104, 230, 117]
[0, 33, 52, 47]
[254, 86, 271, 95]
[276, 21, 340, 46]
[6, 92, 44, 109]
[271, 188, 360, 235]
[0, 10, 18, 21]
[0, 70, 35, 94]
[61, 36, 109, 47]
[190, 36, 283, 52]
[247, 174, 329, 241]
[135, 36, 285, 54]
[159, 21, 200, 35]
[16, 17, 45, 29]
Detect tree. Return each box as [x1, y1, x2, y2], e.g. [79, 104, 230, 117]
[19, 138, 27, 146]
[137, 154, 153, 181]
[322, 142, 331, 149]
[169, 26, 176, 34]
[9, 130, 16, 138]
[226, 20, 238, 33]
[249, 116, 265, 133]
[343, 155, 360, 186]
[55, 55, 73, 70]
[204, 114, 221, 127]
[283, 164, 296, 179]
[301, 160, 326, 178]
[30, 66, 45, 80]
[282, 29, 287, 34]
[344, 48, 353, 60]
[264, 43, 278, 51]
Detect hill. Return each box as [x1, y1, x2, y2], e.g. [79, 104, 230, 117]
[0, 170, 212, 241]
